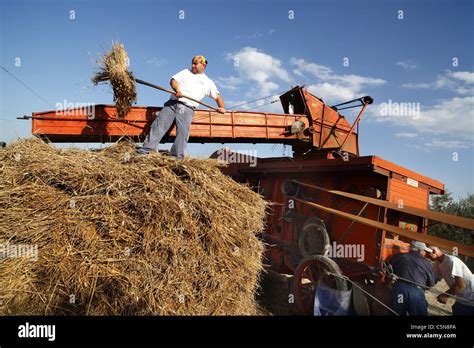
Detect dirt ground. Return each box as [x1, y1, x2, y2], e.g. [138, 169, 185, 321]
[257, 270, 293, 315]
[257, 270, 454, 316]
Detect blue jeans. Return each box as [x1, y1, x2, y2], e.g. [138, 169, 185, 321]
[140, 100, 194, 159]
[390, 282, 428, 316]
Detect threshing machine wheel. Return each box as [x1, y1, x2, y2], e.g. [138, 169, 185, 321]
[292, 255, 348, 315]
[281, 179, 301, 197]
[298, 218, 330, 257]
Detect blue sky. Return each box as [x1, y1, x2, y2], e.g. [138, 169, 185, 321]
[1, 0, 473, 198]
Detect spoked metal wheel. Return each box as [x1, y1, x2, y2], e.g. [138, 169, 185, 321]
[293, 255, 348, 315]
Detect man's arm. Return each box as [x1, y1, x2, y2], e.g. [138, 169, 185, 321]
[447, 276, 465, 295]
[426, 263, 436, 288]
[433, 263, 442, 283]
[215, 94, 225, 114]
[437, 276, 465, 304]
[170, 79, 183, 98]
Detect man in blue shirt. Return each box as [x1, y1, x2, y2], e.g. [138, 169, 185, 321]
[389, 241, 435, 315]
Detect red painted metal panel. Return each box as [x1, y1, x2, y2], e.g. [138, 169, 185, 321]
[373, 156, 444, 192]
[31, 85, 362, 156]
[31, 105, 305, 144]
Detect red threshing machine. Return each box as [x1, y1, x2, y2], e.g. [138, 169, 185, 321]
[21, 85, 474, 315]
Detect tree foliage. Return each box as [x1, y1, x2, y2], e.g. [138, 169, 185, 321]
[429, 191, 473, 247]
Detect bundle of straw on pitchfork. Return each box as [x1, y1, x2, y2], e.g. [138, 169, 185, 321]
[92, 43, 137, 117]
[92, 42, 219, 118]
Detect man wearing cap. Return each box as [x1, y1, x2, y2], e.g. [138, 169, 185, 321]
[426, 246, 474, 315]
[388, 241, 435, 315]
[137, 55, 225, 159]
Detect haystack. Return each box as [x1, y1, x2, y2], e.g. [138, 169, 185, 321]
[0, 138, 267, 315]
[92, 42, 137, 118]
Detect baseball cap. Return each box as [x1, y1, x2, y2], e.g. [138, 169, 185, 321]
[410, 240, 433, 253]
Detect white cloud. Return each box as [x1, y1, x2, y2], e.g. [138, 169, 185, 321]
[425, 139, 472, 149]
[402, 70, 474, 95]
[290, 58, 333, 79]
[290, 57, 385, 104]
[307, 83, 355, 102]
[402, 82, 432, 89]
[417, 97, 474, 137]
[395, 132, 418, 138]
[217, 50, 473, 147]
[454, 86, 474, 95]
[248, 32, 264, 39]
[226, 47, 292, 84]
[219, 48, 385, 108]
[392, 71, 474, 143]
[144, 57, 167, 67]
[254, 97, 285, 113]
[332, 74, 385, 92]
[224, 47, 292, 99]
[371, 96, 474, 140]
[235, 29, 276, 40]
[451, 71, 474, 84]
[258, 80, 280, 96]
[225, 99, 253, 110]
[396, 60, 417, 71]
[216, 76, 242, 91]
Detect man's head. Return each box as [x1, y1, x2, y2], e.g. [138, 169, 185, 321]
[191, 55, 207, 74]
[426, 245, 444, 261]
[410, 240, 433, 257]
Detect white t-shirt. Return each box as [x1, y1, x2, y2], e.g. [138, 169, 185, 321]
[434, 254, 474, 305]
[170, 69, 220, 108]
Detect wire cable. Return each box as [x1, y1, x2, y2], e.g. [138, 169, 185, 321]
[325, 271, 400, 315]
[1, 65, 55, 108]
[384, 269, 474, 306]
[227, 92, 284, 109]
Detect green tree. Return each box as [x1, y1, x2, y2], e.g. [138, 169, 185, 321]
[429, 191, 473, 246]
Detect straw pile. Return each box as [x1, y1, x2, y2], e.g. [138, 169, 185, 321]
[92, 42, 137, 118]
[0, 138, 266, 315]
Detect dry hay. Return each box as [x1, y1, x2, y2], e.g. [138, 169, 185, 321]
[92, 42, 137, 118]
[0, 138, 267, 315]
